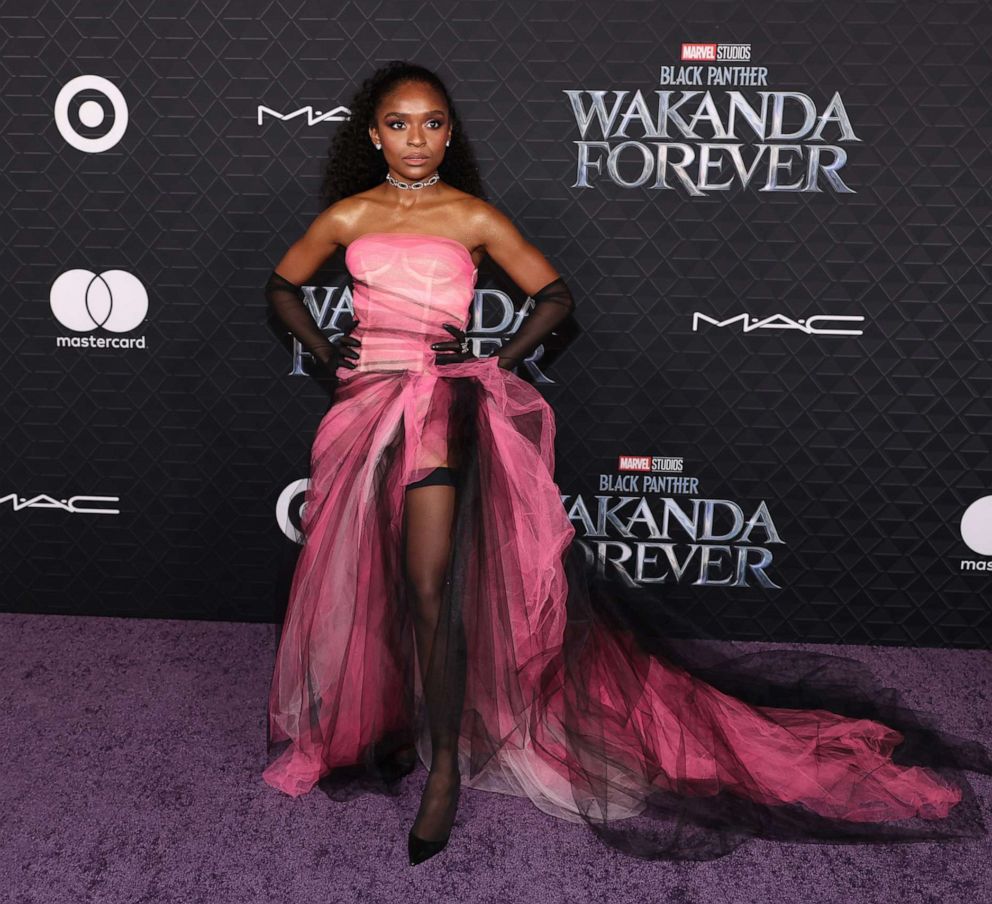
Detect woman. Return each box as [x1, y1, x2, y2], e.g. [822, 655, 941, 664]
[263, 61, 990, 866]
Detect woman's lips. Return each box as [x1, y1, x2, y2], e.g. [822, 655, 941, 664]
[404, 157, 429, 163]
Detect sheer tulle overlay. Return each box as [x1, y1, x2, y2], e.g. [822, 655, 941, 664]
[264, 233, 991, 861]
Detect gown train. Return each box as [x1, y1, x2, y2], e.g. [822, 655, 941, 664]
[262, 232, 991, 862]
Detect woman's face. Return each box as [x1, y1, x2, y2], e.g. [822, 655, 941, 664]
[369, 80, 451, 182]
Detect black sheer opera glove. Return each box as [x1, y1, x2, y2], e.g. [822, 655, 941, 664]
[431, 322, 480, 365]
[265, 270, 360, 375]
[494, 275, 575, 370]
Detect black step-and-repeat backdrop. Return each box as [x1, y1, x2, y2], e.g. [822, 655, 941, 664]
[2, 2, 989, 648]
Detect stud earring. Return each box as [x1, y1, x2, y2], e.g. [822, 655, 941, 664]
[375, 142, 382, 150]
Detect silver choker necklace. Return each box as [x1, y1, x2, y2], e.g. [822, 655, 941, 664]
[385, 171, 440, 190]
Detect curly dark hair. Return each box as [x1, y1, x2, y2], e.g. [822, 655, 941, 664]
[319, 61, 488, 207]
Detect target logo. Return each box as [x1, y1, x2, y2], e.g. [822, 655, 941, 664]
[54, 75, 129, 153]
[276, 479, 311, 544]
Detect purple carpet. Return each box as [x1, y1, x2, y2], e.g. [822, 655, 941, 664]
[1, 611, 989, 904]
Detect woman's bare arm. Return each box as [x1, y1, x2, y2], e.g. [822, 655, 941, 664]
[265, 205, 357, 372]
[271, 205, 347, 284]
[473, 203, 575, 369]
[476, 204, 561, 295]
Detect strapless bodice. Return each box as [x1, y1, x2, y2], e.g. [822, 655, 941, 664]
[342, 232, 479, 378]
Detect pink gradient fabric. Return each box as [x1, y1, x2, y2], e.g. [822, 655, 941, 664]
[262, 232, 987, 860]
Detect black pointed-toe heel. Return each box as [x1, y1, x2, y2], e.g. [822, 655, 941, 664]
[407, 828, 450, 865]
[407, 776, 460, 866]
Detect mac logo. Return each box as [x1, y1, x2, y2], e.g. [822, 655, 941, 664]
[0, 493, 120, 515]
[692, 312, 866, 336]
[257, 105, 350, 126]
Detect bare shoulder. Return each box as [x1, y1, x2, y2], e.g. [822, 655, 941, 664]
[308, 195, 370, 244]
[467, 199, 530, 253]
[442, 190, 489, 246]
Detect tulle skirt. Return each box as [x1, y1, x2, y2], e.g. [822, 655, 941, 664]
[263, 356, 991, 861]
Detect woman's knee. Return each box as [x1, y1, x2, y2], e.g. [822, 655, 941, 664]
[406, 568, 446, 612]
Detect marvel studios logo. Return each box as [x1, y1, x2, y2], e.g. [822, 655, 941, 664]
[680, 43, 752, 62]
[617, 456, 684, 473]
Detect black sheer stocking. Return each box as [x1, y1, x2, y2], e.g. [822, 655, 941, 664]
[403, 471, 465, 843]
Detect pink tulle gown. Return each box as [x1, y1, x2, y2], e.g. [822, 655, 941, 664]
[263, 231, 990, 861]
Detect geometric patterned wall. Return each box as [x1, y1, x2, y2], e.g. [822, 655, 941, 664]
[1, 1, 989, 647]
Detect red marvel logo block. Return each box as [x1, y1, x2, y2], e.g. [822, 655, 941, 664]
[618, 455, 652, 471]
[681, 43, 716, 61]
